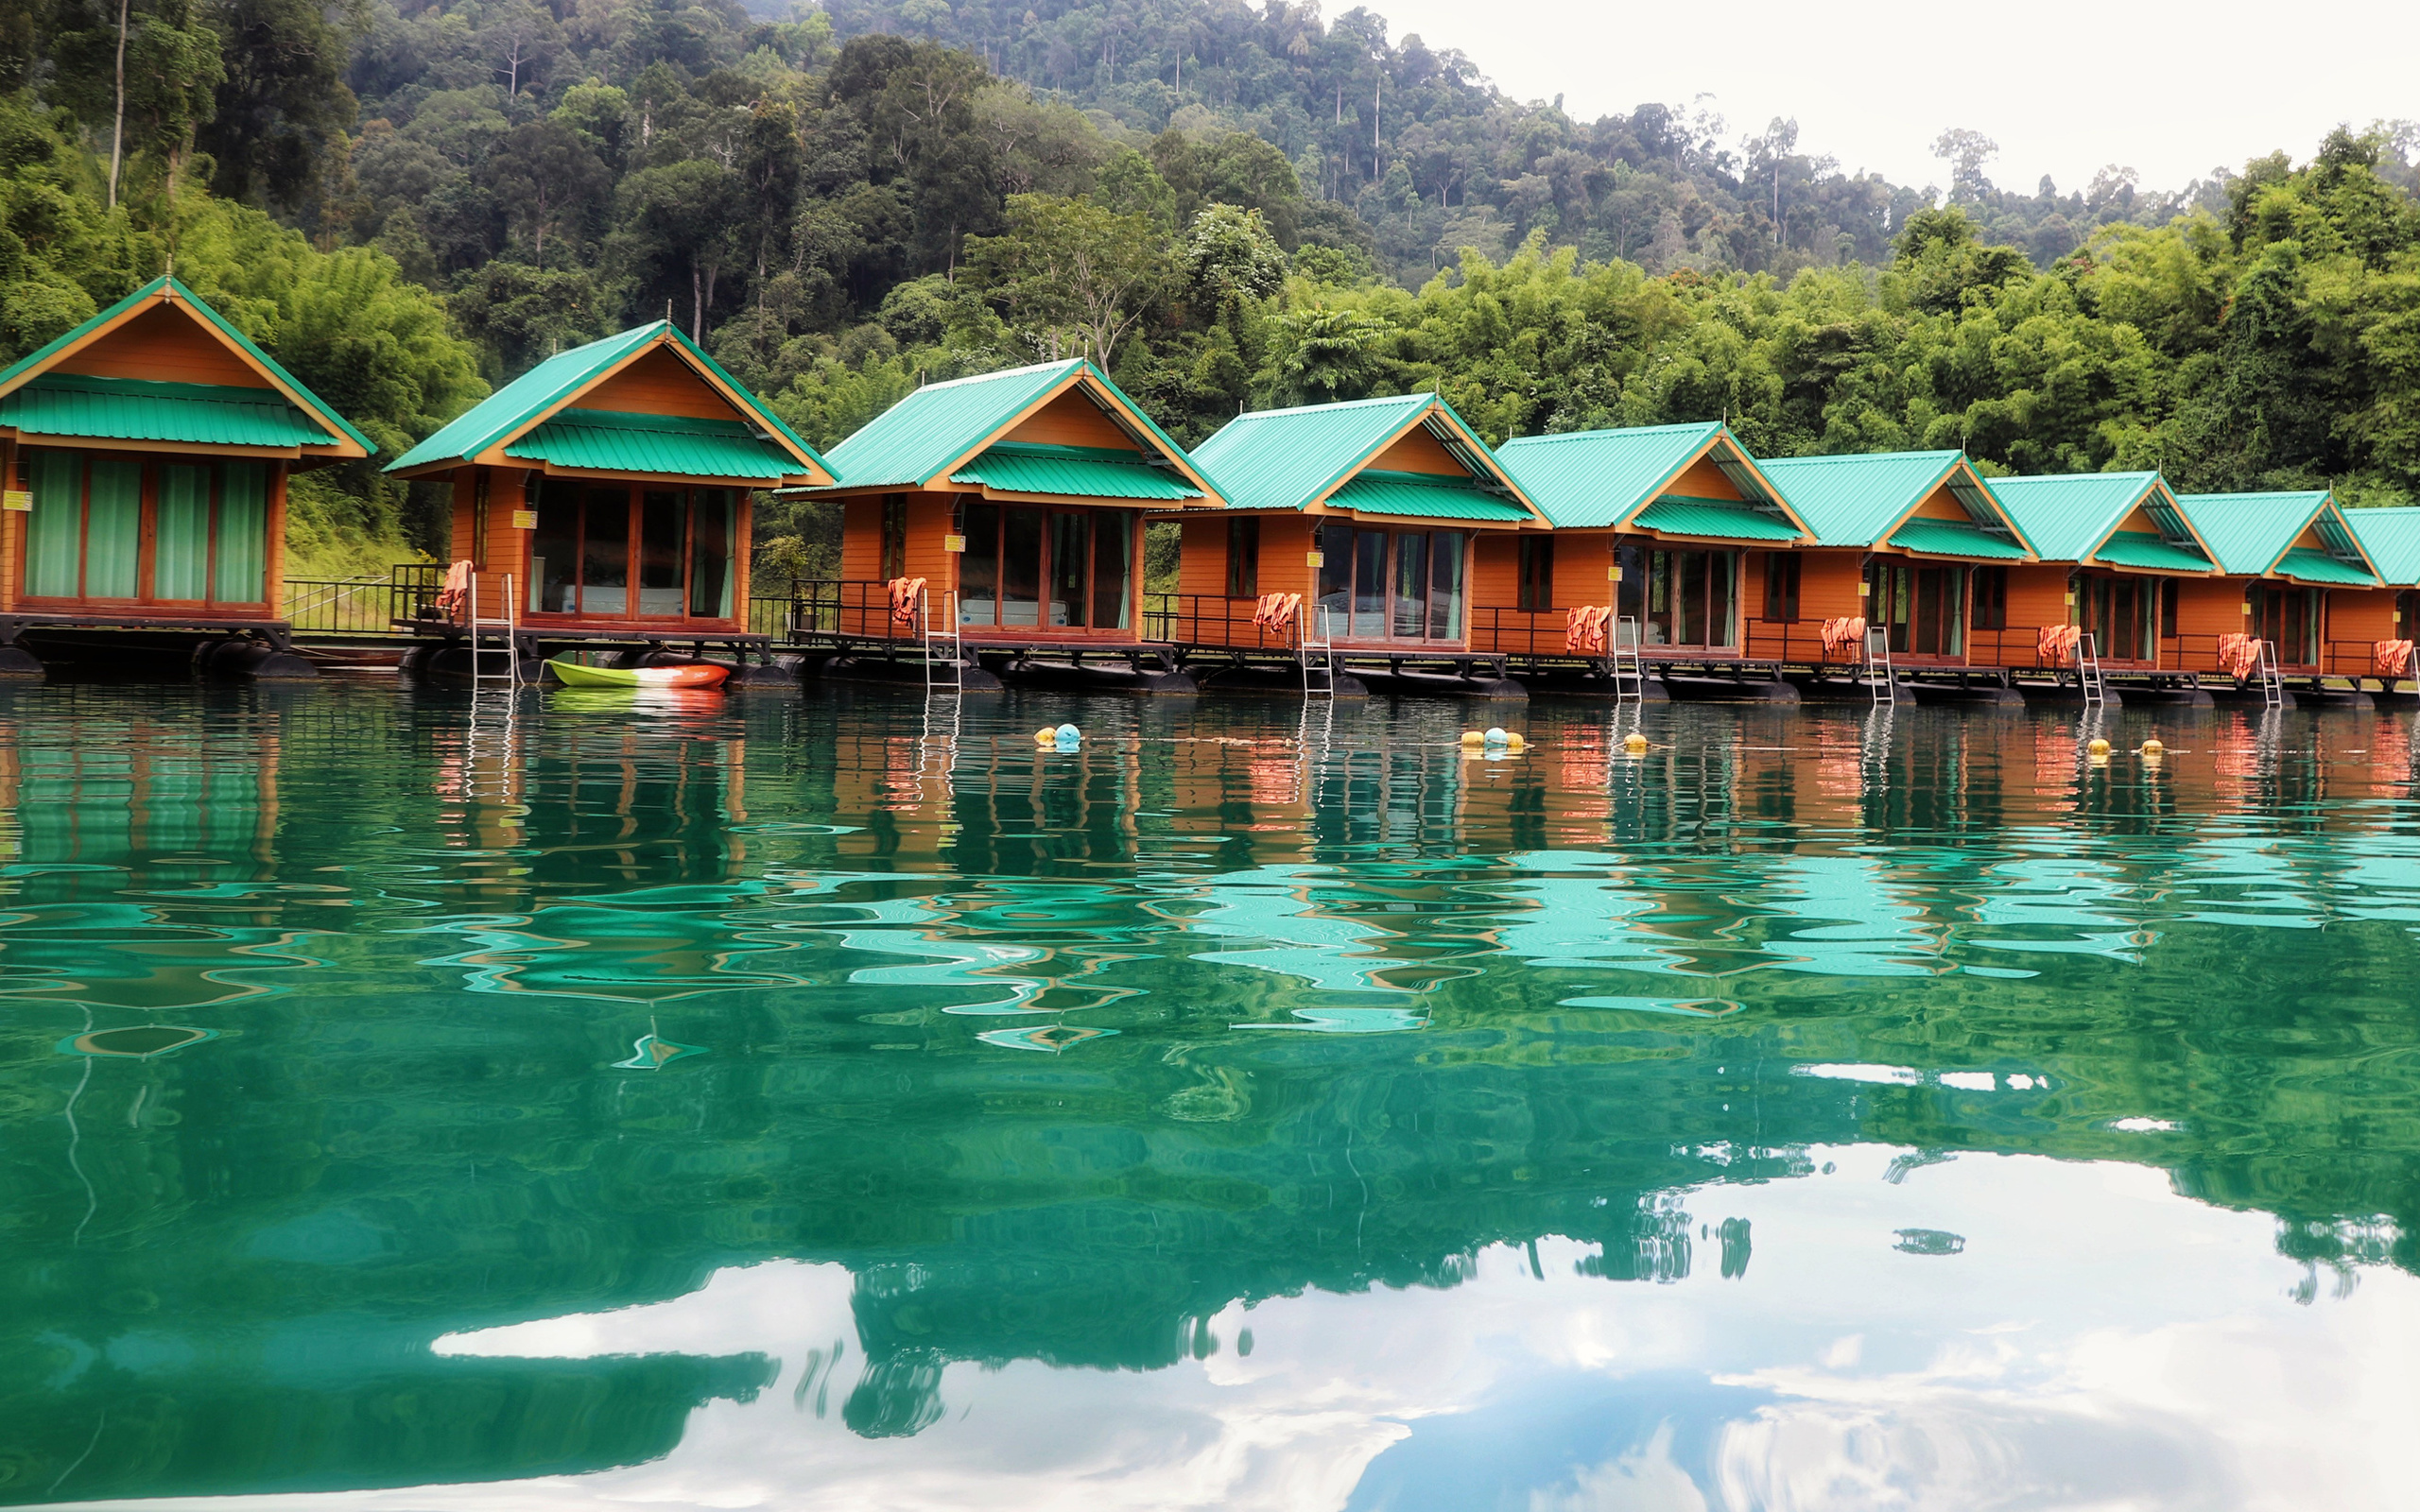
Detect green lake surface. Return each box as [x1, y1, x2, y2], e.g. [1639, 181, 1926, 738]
[2, 682, 2417, 1509]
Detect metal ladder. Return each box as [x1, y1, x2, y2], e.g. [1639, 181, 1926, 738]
[1299, 605, 1338, 700]
[468, 572, 520, 686]
[2256, 638, 2285, 709]
[2074, 631, 2106, 708]
[1864, 625, 1897, 705]
[1610, 614, 1646, 704]
[922, 588, 963, 696]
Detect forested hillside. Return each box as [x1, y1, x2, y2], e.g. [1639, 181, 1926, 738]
[5, 0, 2420, 572]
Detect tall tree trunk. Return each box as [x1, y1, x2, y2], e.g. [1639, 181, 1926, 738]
[107, 0, 130, 208]
[691, 263, 703, 342]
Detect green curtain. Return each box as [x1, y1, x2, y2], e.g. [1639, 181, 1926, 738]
[155, 464, 212, 600]
[24, 450, 82, 597]
[214, 462, 268, 604]
[83, 456, 142, 598]
[689, 490, 734, 618]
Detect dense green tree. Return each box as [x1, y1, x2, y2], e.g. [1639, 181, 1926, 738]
[196, 0, 356, 210]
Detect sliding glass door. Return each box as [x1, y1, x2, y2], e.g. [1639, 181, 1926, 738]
[956, 502, 1133, 631]
[22, 449, 268, 606]
[530, 480, 737, 621]
[1615, 542, 1737, 648]
[2079, 574, 2159, 662]
[1865, 560, 1966, 657]
[1314, 524, 1466, 644]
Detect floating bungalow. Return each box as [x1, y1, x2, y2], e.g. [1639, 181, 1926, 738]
[1985, 472, 2220, 693]
[0, 276, 374, 679]
[1484, 422, 1806, 696]
[1176, 392, 1547, 696]
[2343, 507, 2420, 691]
[1750, 451, 2037, 695]
[384, 320, 834, 680]
[790, 359, 1222, 692]
[2169, 490, 2385, 694]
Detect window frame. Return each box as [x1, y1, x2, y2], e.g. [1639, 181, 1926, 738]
[953, 501, 1137, 634]
[528, 479, 740, 623]
[19, 448, 270, 609]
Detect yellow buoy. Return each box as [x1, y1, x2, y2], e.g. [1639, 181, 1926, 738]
[1035, 728, 1058, 744]
[1460, 730, 1486, 746]
[2087, 737, 2111, 756]
[2140, 737, 2166, 756]
[1504, 733, 1528, 751]
[1621, 731, 1650, 753]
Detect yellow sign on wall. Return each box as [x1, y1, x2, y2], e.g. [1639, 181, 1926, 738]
[1, 490, 30, 513]
[1305, 551, 1324, 568]
[943, 534, 966, 553]
[510, 508, 539, 530]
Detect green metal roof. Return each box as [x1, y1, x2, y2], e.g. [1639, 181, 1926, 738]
[1191, 392, 1537, 522]
[1328, 471, 1532, 521]
[1989, 472, 2182, 563]
[816, 359, 1204, 499]
[825, 361, 1080, 488]
[1496, 421, 1795, 530]
[1757, 450, 1964, 546]
[1631, 496, 1803, 541]
[949, 442, 1201, 501]
[2171, 490, 2331, 575]
[1197, 393, 1455, 512]
[386, 322, 827, 480]
[2343, 507, 2420, 587]
[0, 374, 333, 449]
[2274, 547, 2378, 587]
[1887, 517, 2031, 560]
[2093, 532, 2214, 572]
[505, 408, 800, 481]
[0, 275, 372, 455]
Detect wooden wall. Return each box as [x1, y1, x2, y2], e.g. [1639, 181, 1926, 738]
[1468, 533, 1516, 616]
[2172, 577, 2244, 648]
[54, 305, 268, 389]
[1004, 388, 1133, 450]
[1739, 548, 1864, 661]
[1666, 455, 1746, 501]
[1554, 531, 1616, 608]
[582, 347, 734, 420]
[2331, 588, 2395, 647]
[1368, 427, 1464, 475]
[2005, 565, 2072, 636]
[1178, 515, 1230, 598]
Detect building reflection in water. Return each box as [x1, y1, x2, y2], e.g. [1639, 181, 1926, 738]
[3, 688, 2420, 1503]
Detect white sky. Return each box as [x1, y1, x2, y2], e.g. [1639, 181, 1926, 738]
[1369, 0, 2420, 196]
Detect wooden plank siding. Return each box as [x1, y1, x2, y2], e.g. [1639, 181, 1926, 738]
[51, 304, 270, 390]
[1003, 389, 1138, 450]
[581, 347, 739, 421]
[1741, 548, 1866, 664]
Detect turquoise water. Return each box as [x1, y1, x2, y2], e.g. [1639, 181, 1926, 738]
[2, 683, 2417, 1509]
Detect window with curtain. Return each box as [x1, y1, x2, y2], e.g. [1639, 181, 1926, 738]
[1762, 553, 1801, 624]
[1865, 560, 1966, 656]
[880, 495, 908, 581]
[952, 503, 1136, 631]
[1619, 546, 1737, 648]
[22, 451, 269, 605]
[1225, 516, 1260, 598]
[1971, 566, 2009, 631]
[1516, 535, 1554, 613]
[1311, 523, 1469, 644]
[528, 479, 739, 621]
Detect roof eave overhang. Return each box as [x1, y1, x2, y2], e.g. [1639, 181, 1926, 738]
[465, 328, 833, 486]
[1302, 399, 1548, 524]
[919, 364, 1225, 505]
[1612, 428, 1810, 538]
[0, 283, 371, 460]
[0, 430, 313, 460]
